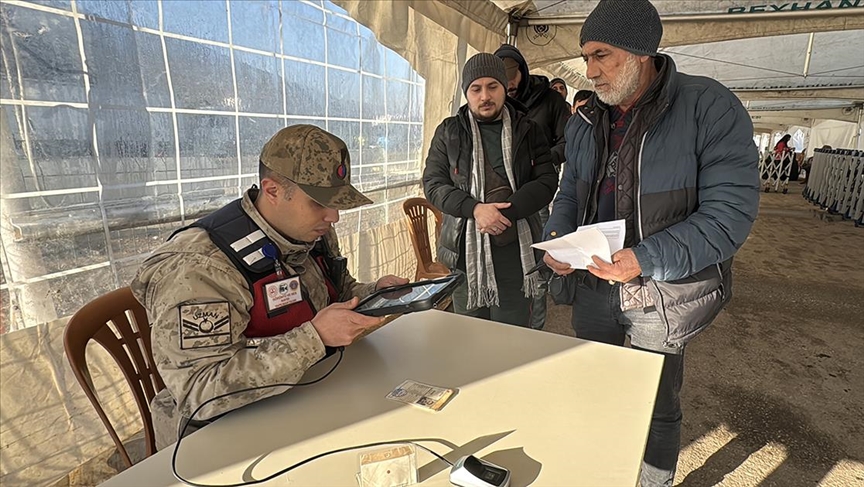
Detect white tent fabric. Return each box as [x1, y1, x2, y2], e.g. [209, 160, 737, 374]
[333, 1, 862, 155]
[509, 0, 864, 67]
[663, 30, 864, 91]
[333, 0, 506, 154]
[809, 119, 863, 154]
[544, 29, 864, 99]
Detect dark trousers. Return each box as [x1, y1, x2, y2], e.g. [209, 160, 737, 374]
[453, 242, 530, 327]
[571, 278, 684, 487]
[529, 206, 550, 330]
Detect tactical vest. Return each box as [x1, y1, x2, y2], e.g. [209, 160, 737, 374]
[171, 198, 338, 339]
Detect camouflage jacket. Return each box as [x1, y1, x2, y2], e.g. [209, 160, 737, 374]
[131, 189, 375, 449]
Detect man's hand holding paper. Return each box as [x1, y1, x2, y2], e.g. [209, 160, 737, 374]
[587, 249, 642, 283]
[534, 227, 612, 270]
[533, 220, 641, 282]
[532, 220, 625, 268]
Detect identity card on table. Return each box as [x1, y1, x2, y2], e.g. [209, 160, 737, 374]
[386, 380, 457, 412]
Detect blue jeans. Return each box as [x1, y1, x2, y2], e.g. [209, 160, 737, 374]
[571, 276, 683, 487]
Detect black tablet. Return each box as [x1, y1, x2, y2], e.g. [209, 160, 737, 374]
[355, 273, 464, 317]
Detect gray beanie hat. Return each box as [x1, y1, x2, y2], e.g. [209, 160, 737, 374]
[461, 53, 509, 94]
[580, 0, 663, 56]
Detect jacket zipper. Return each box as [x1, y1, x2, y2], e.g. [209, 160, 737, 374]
[577, 109, 592, 126]
[585, 110, 608, 226]
[573, 106, 595, 226]
[636, 132, 671, 346]
[636, 102, 670, 240]
[636, 133, 648, 241]
[638, 103, 670, 345]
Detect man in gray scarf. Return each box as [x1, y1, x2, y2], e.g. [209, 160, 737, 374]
[422, 53, 558, 325]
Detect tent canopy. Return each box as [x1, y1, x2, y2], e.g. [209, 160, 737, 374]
[335, 0, 862, 150]
[508, 1, 864, 97]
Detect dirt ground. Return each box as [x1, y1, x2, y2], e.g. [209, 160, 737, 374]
[544, 191, 864, 486]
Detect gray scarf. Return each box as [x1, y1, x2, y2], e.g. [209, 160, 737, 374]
[464, 106, 541, 310]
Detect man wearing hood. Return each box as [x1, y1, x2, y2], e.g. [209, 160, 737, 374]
[495, 44, 571, 331]
[495, 44, 571, 170]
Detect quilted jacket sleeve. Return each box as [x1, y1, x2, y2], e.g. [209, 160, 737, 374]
[633, 84, 760, 281]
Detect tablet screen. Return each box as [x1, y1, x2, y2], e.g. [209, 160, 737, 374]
[356, 281, 451, 313]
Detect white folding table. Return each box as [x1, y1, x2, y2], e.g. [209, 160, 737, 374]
[100, 310, 663, 487]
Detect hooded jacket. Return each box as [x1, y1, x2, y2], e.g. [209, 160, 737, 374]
[494, 44, 571, 167]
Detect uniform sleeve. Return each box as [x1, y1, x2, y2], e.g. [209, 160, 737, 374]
[134, 253, 327, 422]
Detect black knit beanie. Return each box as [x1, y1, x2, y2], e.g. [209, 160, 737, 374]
[461, 53, 509, 94]
[580, 0, 663, 56]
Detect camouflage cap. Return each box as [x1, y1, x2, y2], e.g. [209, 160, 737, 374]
[259, 125, 372, 210]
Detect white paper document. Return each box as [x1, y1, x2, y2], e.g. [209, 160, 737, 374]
[531, 219, 626, 270]
[578, 219, 626, 254]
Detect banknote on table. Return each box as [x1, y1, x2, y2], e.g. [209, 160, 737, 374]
[385, 379, 457, 412]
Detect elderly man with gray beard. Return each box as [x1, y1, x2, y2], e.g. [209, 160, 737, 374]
[543, 0, 759, 485]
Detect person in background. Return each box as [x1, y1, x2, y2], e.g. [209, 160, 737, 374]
[771, 134, 795, 183]
[494, 44, 571, 170]
[423, 53, 557, 327]
[572, 89, 594, 114]
[494, 44, 571, 331]
[544, 0, 759, 485]
[774, 134, 792, 154]
[550, 77, 569, 101]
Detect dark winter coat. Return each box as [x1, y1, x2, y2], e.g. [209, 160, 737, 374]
[423, 104, 558, 270]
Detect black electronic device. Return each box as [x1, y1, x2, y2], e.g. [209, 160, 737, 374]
[354, 273, 464, 317]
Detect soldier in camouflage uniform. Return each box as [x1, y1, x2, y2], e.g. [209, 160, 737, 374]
[132, 125, 408, 449]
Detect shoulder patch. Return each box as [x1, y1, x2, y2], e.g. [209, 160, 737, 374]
[179, 302, 232, 350]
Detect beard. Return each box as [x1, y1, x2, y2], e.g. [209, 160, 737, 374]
[469, 101, 504, 122]
[593, 54, 641, 107]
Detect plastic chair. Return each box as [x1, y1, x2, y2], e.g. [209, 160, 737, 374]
[403, 197, 450, 280]
[64, 287, 165, 467]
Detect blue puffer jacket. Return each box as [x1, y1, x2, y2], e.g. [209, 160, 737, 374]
[546, 55, 760, 346]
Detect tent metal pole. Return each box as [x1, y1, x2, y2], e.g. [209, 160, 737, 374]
[506, 19, 518, 46]
[522, 8, 864, 25]
[855, 105, 864, 149]
[451, 37, 468, 117]
[735, 85, 864, 93]
[803, 32, 815, 77]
